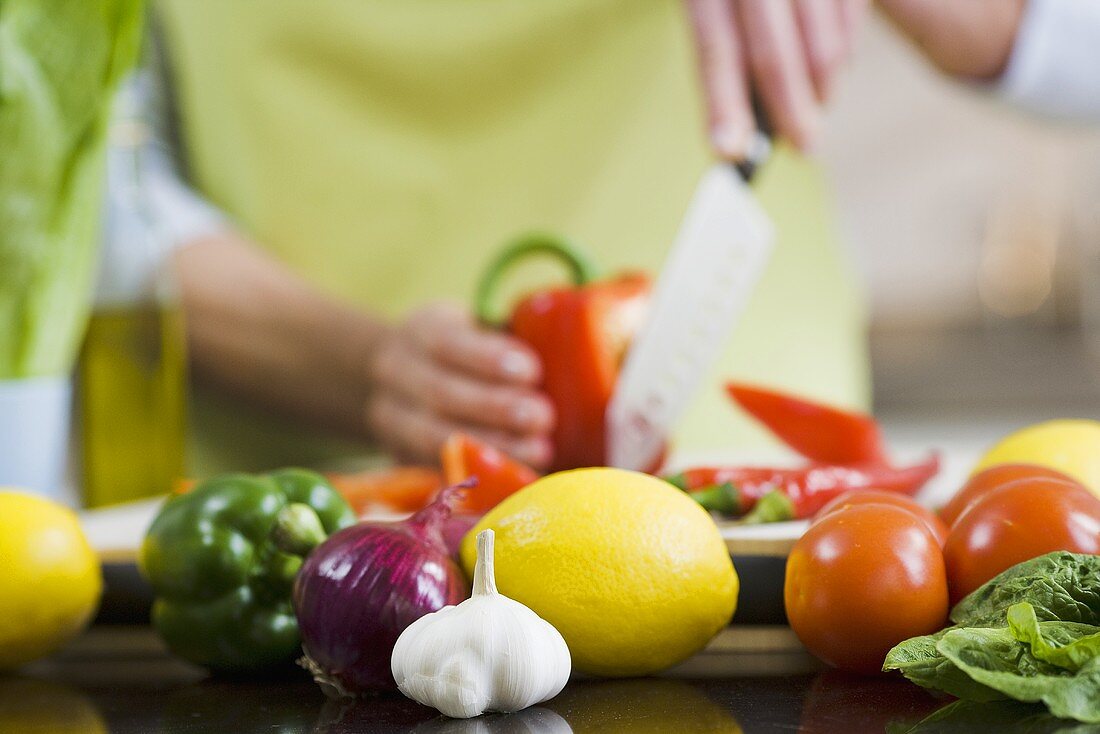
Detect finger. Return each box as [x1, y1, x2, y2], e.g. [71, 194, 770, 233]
[737, 0, 821, 152]
[389, 352, 555, 435]
[366, 393, 448, 465]
[407, 303, 542, 386]
[686, 0, 756, 159]
[836, 0, 869, 58]
[794, 0, 845, 102]
[367, 394, 553, 470]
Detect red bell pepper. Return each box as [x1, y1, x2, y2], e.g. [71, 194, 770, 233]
[477, 234, 650, 471]
[668, 454, 940, 521]
[441, 433, 539, 513]
[727, 382, 887, 465]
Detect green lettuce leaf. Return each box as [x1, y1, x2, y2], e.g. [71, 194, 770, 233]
[1008, 602, 1100, 672]
[0, 0, 144, 378]
[951, 553, 1100, 628]
[886, 555, 1100, 724]
[939, 629, 1100, 724]
[883, 629, 1005, 702]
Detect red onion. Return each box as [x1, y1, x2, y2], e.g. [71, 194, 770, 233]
[442, 512, 480, 556]
[293, 481, 471, 695]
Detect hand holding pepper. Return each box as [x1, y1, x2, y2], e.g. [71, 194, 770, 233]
[365, 302, 555, 469]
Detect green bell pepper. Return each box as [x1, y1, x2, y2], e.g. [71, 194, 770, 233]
[140, 468, 356, 672]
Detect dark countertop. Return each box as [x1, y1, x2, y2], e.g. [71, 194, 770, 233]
[7, 626, 1086, 734]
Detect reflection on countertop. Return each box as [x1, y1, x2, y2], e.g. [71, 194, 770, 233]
[7, 627, 1088, 734]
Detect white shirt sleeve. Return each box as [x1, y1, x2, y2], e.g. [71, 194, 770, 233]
[996, 0, 1100, 121]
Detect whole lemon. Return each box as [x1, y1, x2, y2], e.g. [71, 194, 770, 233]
[0, 490, 102, 670]
[459, 468, 738, 677]
[973, 420, 1100, 498]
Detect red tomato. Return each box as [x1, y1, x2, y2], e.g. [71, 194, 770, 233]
[785, 505, 949, 674]
[939, 463, 1079, 527]
[816, 490, 948, 546]
[944, 477, 1100, 604]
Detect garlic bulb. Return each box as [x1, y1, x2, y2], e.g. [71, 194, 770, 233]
[391, 529, 571, 719]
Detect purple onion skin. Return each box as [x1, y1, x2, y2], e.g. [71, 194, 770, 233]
[441, 513, 480, 556]
[293, 518, 467, 693]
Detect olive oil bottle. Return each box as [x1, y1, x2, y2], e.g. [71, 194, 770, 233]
[78, 89, 187, 507]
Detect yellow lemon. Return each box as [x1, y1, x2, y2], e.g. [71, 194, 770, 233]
[459, 468, 738, 677]
[973, 420, 1100, 497]
[0, 490, 102, 670]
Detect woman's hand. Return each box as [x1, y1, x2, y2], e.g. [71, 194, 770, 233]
[366, 302, 555, 468]
[178, 233, 553, 470]
[686, 0, 868, 159]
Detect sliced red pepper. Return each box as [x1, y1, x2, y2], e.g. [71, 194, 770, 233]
[669, 454, 940, 521]
[441, 433, 539, 513]
[477, 234, 651, 471]
[326, 466, 443, 515]
[727, 382, 888, 465]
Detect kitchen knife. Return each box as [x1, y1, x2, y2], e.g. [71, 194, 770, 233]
[607, 135, 775, 472]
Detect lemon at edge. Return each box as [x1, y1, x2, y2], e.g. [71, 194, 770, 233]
[459, 467, 738, 677]
[973, 420, 1100, 498]
[0, 490, 103, 670]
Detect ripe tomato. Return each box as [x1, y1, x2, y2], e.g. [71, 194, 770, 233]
[785, 505, 948, 674]
[939, 463, 1079, 527]
[944, 477, 1100, 604]
[816, 490, 948, 546]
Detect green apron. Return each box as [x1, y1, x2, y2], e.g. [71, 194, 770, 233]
[156, 0, 869, 474]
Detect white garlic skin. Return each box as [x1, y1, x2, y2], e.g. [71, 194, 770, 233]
[391, 529, 571, 719]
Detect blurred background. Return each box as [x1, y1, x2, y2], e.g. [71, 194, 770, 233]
[821, 13, 1100, 426]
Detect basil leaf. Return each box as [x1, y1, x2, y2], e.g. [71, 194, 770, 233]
[952, 553, 1100, 628]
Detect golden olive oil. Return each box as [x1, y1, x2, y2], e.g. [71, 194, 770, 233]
[79, 303, 187, 507]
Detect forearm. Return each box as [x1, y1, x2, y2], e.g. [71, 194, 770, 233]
[879, 0, 1100, 122]
[175, 231, 391, 439]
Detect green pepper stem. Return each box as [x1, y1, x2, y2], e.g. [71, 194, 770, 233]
[474, 232, 600, 326]
[689, 482, 741, 515]
[271, 503, 328, 557]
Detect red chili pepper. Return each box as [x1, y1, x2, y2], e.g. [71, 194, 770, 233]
[441, 433, 539, 513]
[668, 454, 940, 521]
[727, 382, 888, 465]
[477, 234, 650, 471]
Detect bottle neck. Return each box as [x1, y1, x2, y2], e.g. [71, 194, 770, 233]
[97, 111, 177, 310]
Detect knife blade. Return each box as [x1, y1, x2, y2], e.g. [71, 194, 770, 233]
[606, 155, 775, 472]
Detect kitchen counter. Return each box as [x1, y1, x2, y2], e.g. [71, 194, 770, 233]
[8, 626, 1076, 734]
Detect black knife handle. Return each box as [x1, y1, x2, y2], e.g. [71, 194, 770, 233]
[732, 96, 773, 182]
